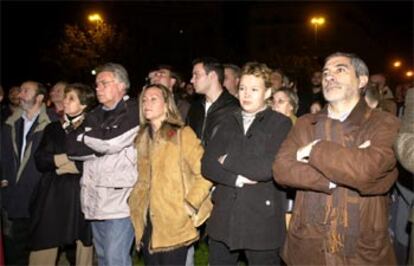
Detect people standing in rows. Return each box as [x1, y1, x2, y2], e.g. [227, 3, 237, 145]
[129, 84, 212, 265]
[202, 62, 292, 265]
[187, 57, 239, 146]
[223, 64, 241, 97]
[65, 63, 139, 266]
[29, 83, 96, 266]
[149, 65, 191, 120]
[1, 81, 57, 265]
[273, 52, 400, 265]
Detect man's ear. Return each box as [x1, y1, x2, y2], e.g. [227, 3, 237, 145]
[358, 75, 369, 89]
[171, 78, 177, 88]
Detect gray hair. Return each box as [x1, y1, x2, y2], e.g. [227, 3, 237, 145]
[325, 52, 369, 78]
[96, 63, 130, 92]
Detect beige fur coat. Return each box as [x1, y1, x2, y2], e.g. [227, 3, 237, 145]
[129, 122, 212, 253]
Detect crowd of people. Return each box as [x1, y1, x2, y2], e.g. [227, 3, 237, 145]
[0, 52, 413, 266]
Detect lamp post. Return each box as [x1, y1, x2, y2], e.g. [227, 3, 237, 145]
[310, 16, 325, 47]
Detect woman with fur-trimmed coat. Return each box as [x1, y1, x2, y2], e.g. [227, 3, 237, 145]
[129, 84, 212, 265]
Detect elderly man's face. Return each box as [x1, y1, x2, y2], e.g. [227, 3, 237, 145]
[95, 71, 125, 108]
[322, 56, 366, 105]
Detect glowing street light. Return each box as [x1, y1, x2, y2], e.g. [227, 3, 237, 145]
[406, 71, 413, 77]
[393, 60, 402, 68]
[88, 13, 103, 23]
[310, 16, 325, 46]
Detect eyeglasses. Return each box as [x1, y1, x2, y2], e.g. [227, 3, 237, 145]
[96, 80, 115, 88]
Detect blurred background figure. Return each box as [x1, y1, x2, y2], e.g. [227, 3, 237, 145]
[271, 87, 299, 124]
[370, 73, 394, 100]
[364, 81, 397, 115]
[149, 65, 191, 120]
[223, 64, 241, 97]
[394, 87, 414, 266]
[48, 81, 67, 119]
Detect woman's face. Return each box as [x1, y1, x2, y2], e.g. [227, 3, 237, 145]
[63, 90, 86, 116]
[238, 74, 269, 113]
[142, 87, 167, 125]
[272, 91, 293, 117]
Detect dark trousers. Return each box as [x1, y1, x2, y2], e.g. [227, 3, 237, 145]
[3, 218, 31, 266]
[142, 218, 188, 266]
[208, 238, 281, 266]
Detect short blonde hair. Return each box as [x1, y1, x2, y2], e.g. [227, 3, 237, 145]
[241, 62, 272, 89]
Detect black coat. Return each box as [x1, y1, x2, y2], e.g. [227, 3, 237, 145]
[1, 106, 55, 218]
[29, 121, 92, 250]
[187, 89, 239, 146]
[201, 108, 292, 250]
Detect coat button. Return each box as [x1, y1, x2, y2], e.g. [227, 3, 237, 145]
[265, 200, 271, 206]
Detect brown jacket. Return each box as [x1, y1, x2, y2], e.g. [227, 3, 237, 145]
[128, 123, 212, 253]
[273, 99, 400, 265]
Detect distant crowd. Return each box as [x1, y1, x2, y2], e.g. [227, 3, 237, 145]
[0, 52, 414, 266]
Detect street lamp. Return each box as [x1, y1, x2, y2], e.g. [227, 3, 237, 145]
[406, 71, 413, 77]
[310, 16, 325, 46]
[88, 13, 103, 24]
[393, 60, 402, 68]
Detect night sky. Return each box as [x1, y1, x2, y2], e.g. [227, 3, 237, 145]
[1, 1, 413, 89]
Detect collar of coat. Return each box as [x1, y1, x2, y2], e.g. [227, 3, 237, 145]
[5, 103, 51, 134]
[231, 107, 271, 130]
[136, 116, 184, 148]
[202, 89, 239, 114]
[310, 98, 372, 128]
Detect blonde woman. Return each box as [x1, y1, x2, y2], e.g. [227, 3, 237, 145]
[129, 84, 212, 265]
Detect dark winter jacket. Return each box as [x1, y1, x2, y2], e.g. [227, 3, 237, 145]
[202, 107, 292, 250]
[1, 105, 55, 218]
[187, 90, 239, 146]
[30, 121, 92, 250]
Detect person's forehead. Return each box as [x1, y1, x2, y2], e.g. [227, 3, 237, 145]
[324, 56, 352, 68]
[274, 91, 288, 98]
[224, 68, 235, 75]
[21, 82, 36, 91]
[144, 87, 163, 96]
[158, 68, 171, 74]
[193, 63, 205, 72]
[96, 71, 115, 80]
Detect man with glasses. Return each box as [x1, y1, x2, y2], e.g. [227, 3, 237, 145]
[65, 63, 139, 266]
[149, 65, 190, 120]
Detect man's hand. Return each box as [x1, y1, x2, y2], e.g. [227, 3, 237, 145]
[235, 175, 257, 188]
[297, 139, 321, 163]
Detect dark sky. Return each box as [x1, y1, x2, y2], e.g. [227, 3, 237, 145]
[1, 1, 413, 88]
